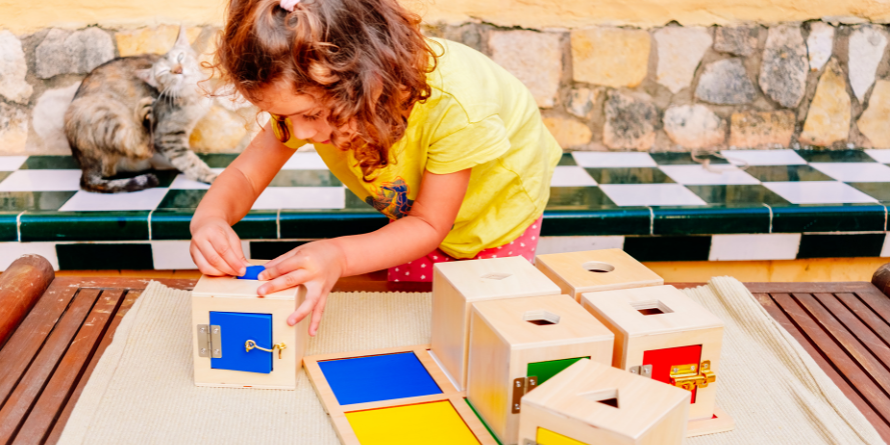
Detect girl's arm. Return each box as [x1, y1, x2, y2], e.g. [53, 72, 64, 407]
[257, 168, 472, 335]
[189, 123, 295, 276]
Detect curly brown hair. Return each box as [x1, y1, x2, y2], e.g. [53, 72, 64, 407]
[214, 0, 438, 178]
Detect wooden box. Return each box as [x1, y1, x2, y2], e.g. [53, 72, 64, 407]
[466, 294, 615, 445]
[191, 262, 308, 390]
[518, 358, 690, 445]
[431, 256, 561, 390]
[579, 285, 728, 428]
[535, 249, 663, 301]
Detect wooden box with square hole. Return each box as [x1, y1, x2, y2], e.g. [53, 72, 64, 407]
[518, 358, 690, 445]
[191, 262, 309, 390]
[535, 249, 663, 301]
[466, 294, 615, 445]
[579, 285, 734, 436]
[431, 256, 562, 391]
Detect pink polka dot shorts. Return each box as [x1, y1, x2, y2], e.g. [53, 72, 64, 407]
[387, 214, 544, 282]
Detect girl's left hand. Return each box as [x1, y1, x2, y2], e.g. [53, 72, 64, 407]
[257, 240, 346, 336]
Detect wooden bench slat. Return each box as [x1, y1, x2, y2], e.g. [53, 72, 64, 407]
[853, 287, 890, 327]
[0, 289, 100, 445]
[834, 293, 890, 350]
[811, 293, 890, 371]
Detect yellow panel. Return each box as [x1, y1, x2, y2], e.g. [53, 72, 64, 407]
[346, 401, 480, 445]
[537, 427, 588, 445]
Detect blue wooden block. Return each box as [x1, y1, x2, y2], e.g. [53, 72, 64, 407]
[318, 352, 442, 405]
[238, 265, 266, 280]
[210, 312, 273, 374]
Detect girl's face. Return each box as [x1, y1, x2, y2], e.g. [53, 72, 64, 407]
[252, 80, 334, 145]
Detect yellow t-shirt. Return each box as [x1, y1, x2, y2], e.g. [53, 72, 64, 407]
[273, 38, 562, 258]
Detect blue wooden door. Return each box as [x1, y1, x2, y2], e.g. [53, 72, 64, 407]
[209, 312, 274, 374]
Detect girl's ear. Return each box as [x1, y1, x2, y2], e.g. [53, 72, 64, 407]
[175, 24, 190, 48]
[136, 69, 159, 88]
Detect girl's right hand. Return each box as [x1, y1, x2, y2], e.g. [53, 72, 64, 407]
[189, 217, 250, 277]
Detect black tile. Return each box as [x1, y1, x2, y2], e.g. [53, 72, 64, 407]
[20, 211, 150, 242]
[0, 171, 10, 183]
[0, 191, 77, 211]
[848, 183, 890, 203]
[795, 150, 874, 163]
[197, 153, 238, 168]
[541, 208, 651, 236]
[771, 204, 887, 233]
[650, 152, 729, 165]
[250, 241, 309, 260]
[557, 153, 577, 166]
[685, 185, 790, 205]
[157, 189, 206, 210]
[653, 205, 770, 235]
[20, 156, 80, 169]
[344, 190, 375, 210]
[796, 234, 885, 258]
[546, 187, 616, 210]
[233, 211, 278, 239]
[269, 170, 342, 187]
[56, 243, 154, 270]
[622, 236, 712, 262]
[279, 210, 388, 238]
[150, 209, 193, 240]
[584, 168, 674, 184]
[743, 165, 834, 182]
[0, 212, 18, 241]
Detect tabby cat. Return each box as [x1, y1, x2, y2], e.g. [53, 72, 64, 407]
[64, 26, 217, 193]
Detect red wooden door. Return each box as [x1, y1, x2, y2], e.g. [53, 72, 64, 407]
[642, 345, 702, 403]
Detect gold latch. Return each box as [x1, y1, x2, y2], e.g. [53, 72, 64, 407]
[245, 339, 287, 359]
[669, 360, 716, 391]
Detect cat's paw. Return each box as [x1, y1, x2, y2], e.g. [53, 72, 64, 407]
[199, 171, 218, 184]
[136, 97, 155, 123]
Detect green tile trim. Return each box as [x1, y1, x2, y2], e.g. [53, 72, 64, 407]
[541, 209, 651, 236]
[20, 211, 150, 242]
[279, 211, 388, 238]
[0, 191, 77, 211]
[584, 167, 674, 184]
[465, 399, 502, 445]
[233, 210, 278, 239]
[250, 241, 310, 259]
[623, 236, 712, 262]
[650, 152, 729, 165]
[56, 243, 153, 270]
[653, 206, 770, 235]
[557, 153, 577, 166]
[150, 209, 193, 240]
[20, 156, 80, 169]
[797, 234, 885, 259]
[795, 149, 874, 163]
[770, 204, 887, 233]
[527, 357, 589, 385]
[0, 212, 18, 241]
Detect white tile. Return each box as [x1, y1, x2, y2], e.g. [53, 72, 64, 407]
[282, 151, 329, 170]
[0, 156, 28, 171]
[572, 152, 657, 168]
[0, 243, 60, 270]
[763, 181, 879, 204]
[151, 240, 250, 270]
[709, 234, 801, 261]
[599, 184, 707, 206]
[659, 164, 761, 185]
[720, 149, 807, 166]
[550, 166, 598, 187]
[59, 188, 169, 211]
[882, 234, 890, 257]
[252, 187, 345, 210]
[169, 168, 226, 190]
[866, 149, 890, 164]
[809, 162, 890, 182]
[535, 236, 624, 255]
[0, 170, 82, 191]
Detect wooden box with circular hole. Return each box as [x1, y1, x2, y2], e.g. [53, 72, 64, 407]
[518, 358, 690, 445]
[431, 257, 562, 391]
[466, 294, 614, 445]
[580, 285, 734, 436]
[535, 249, 664, 301]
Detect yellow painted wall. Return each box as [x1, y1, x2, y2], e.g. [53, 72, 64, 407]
[3, 0, 890, 35]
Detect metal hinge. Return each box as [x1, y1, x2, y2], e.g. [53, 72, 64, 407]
[511, 376, 539, 414]
[629, 364, 653, 378]
[669, 360, 716, 391]
[197, 324, 222, 358]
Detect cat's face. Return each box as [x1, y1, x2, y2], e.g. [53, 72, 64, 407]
[152, 42, 202, 97]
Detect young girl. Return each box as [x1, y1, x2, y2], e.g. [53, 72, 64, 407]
[190, 0, 562, 335]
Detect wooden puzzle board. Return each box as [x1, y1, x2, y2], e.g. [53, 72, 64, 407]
[303, 344, 498, 445]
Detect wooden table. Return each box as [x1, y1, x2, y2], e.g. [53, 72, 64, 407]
[2, 275, 890, 444]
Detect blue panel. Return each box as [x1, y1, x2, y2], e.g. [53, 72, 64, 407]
[210, 312, 273, 374]
[237, 265, 266, 280]
[318, 352, 442, 405]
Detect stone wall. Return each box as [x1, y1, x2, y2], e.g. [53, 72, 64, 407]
[3, 21, 890, 156]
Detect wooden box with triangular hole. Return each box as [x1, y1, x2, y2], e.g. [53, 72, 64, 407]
[466, 294, 614, 445]
[191, 260, 309, 390]
[579, 285, 734, 436]
[535, 249, 663, 301]
[518, 358, 690, 445]
[431, 256, 562, 391]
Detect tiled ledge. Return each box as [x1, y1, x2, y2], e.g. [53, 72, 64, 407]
[2, 149, 890, 269]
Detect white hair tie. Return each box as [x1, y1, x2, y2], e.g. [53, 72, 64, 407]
[280, 0, 300, 12]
